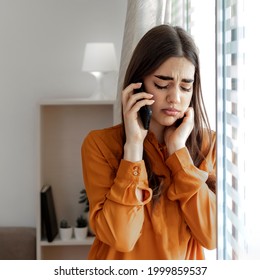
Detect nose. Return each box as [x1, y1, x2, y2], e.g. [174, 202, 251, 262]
[166, 85, 181, 104]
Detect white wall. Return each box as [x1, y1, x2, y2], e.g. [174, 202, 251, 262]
[0, 0, 127, 227]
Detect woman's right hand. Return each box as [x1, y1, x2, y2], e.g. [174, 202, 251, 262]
[122, 83, 154, 162]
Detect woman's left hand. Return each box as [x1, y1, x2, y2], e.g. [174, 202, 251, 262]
[164, 107, 194, 155]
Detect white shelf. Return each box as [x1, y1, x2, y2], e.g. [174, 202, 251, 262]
[39, 97, 116, 106]
[40, 236, 95, 247]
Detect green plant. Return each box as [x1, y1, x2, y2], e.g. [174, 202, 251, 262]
[78, 189, 89, 213]
[60, 219, 70, 228]
[76, 215, 87, 228]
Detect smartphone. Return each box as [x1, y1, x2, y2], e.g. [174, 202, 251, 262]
[134, 85, 152, 130]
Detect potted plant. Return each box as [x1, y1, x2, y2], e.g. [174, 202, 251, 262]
[79, 188, 94, 236]
[78, 189, 89, 213]
[74, 215, 88, 240]
[59, 219, 73, 241]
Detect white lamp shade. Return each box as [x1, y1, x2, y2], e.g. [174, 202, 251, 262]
[82, 42, 118, 72]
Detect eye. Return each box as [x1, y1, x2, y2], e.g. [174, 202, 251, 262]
[154, 83, 168, 90]
[181, 86, 192, 92]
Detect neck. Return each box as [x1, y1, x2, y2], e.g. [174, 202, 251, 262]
[149, 121, 165, 144]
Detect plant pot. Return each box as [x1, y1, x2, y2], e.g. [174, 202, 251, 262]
[59, 227, 73, 241]
[74, 227, 88, 240]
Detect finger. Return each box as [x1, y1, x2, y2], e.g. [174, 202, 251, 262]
[124, 93, 154, 117]
[131, 91, 154, 103]
[185, 107, 194, 116]
[132, 98, 155, 113]
[124, 98, 154, 122]
[124, 89, 153, 112]
[122, 83, 142, 107]
[183, 107, 194, 122]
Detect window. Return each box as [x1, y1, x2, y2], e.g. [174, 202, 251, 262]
[217, 0, 260, 259]
[216, 0, 247, 260]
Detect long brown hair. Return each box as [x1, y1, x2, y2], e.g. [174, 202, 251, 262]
[122, 25, 215, 196]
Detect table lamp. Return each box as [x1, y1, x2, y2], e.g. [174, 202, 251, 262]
[82, 42, 117, 99]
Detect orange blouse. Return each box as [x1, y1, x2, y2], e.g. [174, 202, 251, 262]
[81, 124, 216, 260]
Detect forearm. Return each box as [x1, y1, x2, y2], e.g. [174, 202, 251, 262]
[87, 158, 152, 252]
[91, 194, 145, 252]
[166, 147, 216, 249]
[123, 141, 143, 162]
[123, 142, 144, 201]
[172, 177, 216, 249]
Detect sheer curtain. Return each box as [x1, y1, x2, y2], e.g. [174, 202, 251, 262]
[114, 0, 172, 123]
[171, 0, 191, 30]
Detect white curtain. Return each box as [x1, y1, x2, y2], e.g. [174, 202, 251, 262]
[114, 0, 172, 124]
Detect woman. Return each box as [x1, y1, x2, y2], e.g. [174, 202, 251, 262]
[81, 24, 216, 260]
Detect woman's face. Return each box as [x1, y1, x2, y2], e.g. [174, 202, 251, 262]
[143, 56, 195, 130]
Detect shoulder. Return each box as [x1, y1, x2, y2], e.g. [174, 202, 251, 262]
[82, 124, 124, 154]
[86, 123, 123, 142]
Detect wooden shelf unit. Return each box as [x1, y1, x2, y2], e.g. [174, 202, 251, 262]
[36, 98, 115, 259]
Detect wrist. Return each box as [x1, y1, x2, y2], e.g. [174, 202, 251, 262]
[168, 143, 185, 155]
[124, 142, 143, 162]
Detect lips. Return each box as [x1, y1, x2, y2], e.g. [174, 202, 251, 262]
[162, 108, 181, 116]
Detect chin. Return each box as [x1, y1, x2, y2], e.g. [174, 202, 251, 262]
[151, 115, 178, 128]
[162, 117, 178, 127]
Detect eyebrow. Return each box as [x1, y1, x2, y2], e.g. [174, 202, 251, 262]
[154, 75, 194, 83]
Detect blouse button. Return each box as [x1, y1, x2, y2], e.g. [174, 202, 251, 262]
[133, 166, 139, 176]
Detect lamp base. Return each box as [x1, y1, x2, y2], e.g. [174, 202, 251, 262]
[91, 72, 105, 99]
[101, 71, 118, 100]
